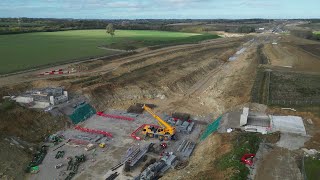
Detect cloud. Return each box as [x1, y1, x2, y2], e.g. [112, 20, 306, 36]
[0, 0, 318, 19]
[53, 0, 146, 11]
[106, 2, 143, 8]
[150, 0, 211, 10]
[159, 0, 209, 5]
[239, 0, 278, 8]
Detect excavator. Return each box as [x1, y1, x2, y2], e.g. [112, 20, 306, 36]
[142, 104, 176, 141]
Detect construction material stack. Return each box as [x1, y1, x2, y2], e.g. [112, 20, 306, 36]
[166, 117, 195, 134]
[135, 153, 178, 180]
[124, 143, 153, 171]
[176, 140, 196, 159]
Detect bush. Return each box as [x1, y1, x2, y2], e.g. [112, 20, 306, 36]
[0, 100, 15, 111]
[313, 33, 320, 40]
[237, 26, 255, 33]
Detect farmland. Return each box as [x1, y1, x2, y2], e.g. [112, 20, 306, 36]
[251, 35, 320, 107]
[0, 30, 218, 74]
[268, 71, 320, 105]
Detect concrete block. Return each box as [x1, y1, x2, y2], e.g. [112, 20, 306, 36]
[271, 116, 306, 135]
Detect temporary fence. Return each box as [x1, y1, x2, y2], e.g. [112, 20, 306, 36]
[269, 99, 320, 106]
[200, 116, 222, 141]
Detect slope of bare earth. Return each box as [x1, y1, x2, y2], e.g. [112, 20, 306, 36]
[0, 103, 68, 179]
[42, 36, 252, 114]
[0, 83, 69, 179]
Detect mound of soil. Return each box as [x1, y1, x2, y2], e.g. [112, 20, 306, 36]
[0, 104, 68, 179]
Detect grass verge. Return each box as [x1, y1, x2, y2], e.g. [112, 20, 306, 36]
[304, 156, 320, 180]
[215, 133, 262, 180]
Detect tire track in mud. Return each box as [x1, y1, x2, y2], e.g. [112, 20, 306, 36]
[119, 41, 241, 68]
[114, 37, 244, 65]
[185, 63, 225, 96]
[104, 46, 233, 87]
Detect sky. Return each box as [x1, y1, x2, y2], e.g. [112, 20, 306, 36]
[0, 0, 319, 19]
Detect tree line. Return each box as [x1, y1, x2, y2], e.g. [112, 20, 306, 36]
[0, 18, 272, 35]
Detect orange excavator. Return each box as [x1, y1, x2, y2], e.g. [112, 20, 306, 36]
[142, 105, 176, 141]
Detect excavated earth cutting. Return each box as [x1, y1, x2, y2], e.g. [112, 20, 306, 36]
[0, 35, 270, 179]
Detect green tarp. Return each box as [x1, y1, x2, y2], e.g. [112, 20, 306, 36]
[69, 103, 96, 124]
[200, 116, 222, 141]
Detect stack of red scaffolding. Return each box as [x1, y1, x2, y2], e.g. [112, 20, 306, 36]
[74, 125, 113, 137]
[97, 112, 135, 121]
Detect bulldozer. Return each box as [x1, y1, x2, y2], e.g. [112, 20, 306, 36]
[142, 104, 176, 141]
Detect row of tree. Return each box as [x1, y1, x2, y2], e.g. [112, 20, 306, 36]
[0, 18, 267, 35]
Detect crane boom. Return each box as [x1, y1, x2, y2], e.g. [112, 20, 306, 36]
[142, 105, 175, 133]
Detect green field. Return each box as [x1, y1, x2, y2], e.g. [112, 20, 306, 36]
[0, 30, 219, 74]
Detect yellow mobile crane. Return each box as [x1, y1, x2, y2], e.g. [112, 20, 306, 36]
[142, 105, 176, 141]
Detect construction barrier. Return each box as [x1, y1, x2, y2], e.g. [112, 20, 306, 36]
[200, 116, 222, 141]
[74, 126, 113, 137]
[97, 112, 135, 121]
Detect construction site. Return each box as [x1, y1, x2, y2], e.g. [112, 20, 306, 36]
[24, 104, 203, 179]
[0, 21, 320, 180]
